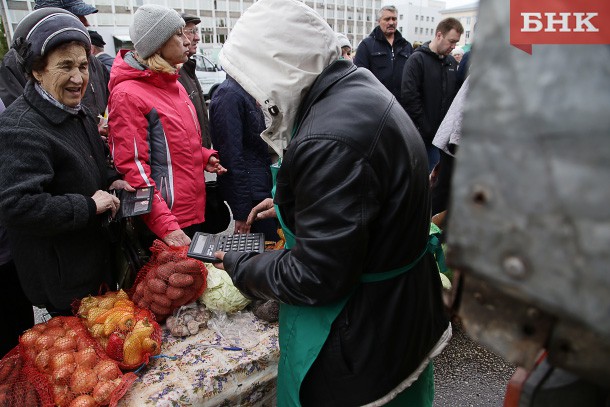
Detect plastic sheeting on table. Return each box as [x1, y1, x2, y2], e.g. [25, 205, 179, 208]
[118, 311, 279, 406]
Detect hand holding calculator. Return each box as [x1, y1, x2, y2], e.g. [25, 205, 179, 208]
[187, 232, 265, 263]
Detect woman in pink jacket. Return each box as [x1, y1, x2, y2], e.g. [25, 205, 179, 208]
[108, 5, 226, 247]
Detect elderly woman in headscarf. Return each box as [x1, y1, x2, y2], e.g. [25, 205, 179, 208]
[0, 10, 133, 317]
[108, 4, 226, 248]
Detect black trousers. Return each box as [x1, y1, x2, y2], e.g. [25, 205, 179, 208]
[0, 260, 34, 358]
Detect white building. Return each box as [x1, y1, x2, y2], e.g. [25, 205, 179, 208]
[394, 0, 445, 44]
[439, 2, 479, 47]
[0, 0, 385, 59]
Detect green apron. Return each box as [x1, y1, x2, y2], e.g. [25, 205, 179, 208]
[271, 163, 442, 406]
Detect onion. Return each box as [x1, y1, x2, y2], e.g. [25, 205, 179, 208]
[74, 348, 98, 369]
[93, 360, 121, 381]
[70, 367, 98, 394]
[20, 330, 40, 348]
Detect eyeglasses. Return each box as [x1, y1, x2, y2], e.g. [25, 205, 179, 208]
[183, 28, 199, 35]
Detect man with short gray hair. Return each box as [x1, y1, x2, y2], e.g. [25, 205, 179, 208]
[354, 5, 413, 104]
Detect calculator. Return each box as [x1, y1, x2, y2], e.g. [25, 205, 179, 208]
[187, 232, 265, 263]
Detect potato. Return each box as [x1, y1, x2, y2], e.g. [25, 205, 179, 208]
[155, 263, 175, 280]
[146, 278, 168, 294]
[168, 273, 194, 288]
[166, 286, 185, 300]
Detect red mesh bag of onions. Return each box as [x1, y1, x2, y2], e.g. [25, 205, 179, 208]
[17, 316, 137, 406]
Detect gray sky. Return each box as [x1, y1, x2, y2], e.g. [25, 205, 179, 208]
[445, 0, 478, 8]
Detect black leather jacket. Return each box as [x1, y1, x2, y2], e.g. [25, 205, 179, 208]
[224, 60, 448, 405]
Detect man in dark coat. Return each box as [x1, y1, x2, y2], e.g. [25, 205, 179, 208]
[89, 30, 115, 72]
[401, 17, 464, 172]
[178, 13, 212, 148]
[354, 5, 413, 105]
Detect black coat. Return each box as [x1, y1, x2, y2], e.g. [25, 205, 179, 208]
[353, 26, 413, 105]
[209, 76, 272, 221]
[178, 58, 212, 148]
[0, 81, 116, 310]
[223, 60, 448, 405]
[401, 43, 459, 144]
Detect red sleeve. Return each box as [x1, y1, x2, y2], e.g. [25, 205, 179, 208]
[108, 89, 180, 239]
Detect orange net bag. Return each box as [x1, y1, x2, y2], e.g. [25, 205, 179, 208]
[74, 290, 162, 370]
[17, 316, 137, 406]
[0, 346, 50, 406]
[129, 239, 208, 322]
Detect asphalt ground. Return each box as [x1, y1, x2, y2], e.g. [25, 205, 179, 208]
[434, 318, 516, 407]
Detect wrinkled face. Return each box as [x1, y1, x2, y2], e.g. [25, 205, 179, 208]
[436, 29, 461, 56]
[158, 28, 190, 66]
[453, 53, 463, 63]
[378, 10, 398, 37]
[184, 23, 200, 56]
[32, 43, 89, 107]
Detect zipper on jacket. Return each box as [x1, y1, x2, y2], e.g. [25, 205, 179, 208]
[186, 100, 200, 136]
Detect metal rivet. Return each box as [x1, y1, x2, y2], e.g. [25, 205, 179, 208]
[503, 256, 527, 279]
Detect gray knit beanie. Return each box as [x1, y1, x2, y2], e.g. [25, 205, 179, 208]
[129, 4, 184, 59]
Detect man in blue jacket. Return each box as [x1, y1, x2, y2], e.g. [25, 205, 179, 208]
[354, 5, 413, 105]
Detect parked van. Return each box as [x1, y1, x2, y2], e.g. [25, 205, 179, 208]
[194, 54, 226, 100]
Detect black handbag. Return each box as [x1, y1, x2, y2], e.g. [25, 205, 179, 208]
[202, 180, 231, 234]
[110, 218, 150, 291]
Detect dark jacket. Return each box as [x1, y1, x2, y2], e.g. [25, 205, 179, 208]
[0, 49, 27, 107]
[178, 57, 212, 148]
[353, 26, 413, 104]
[96, 52, 115, 73]
[0, 81, 116, 310]
[401, 42, 459, 144]
[209, 76, 272, 221]
[224, 60, 448, 405]
[0, 48, 109, 116]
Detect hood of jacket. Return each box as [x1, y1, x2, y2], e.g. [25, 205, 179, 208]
[108, 49, 180, 93]
[415, 41, 448, 60]
[219, 0, 340, 159]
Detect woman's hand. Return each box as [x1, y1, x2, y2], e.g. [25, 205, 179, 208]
[163, 229, 191, 247]
[234, 220, 251, 234]
[246, 198, 277, 226]
[109, 179, 136, 192]
[205, 156, 227, 175]
[92, 190, 120, 218]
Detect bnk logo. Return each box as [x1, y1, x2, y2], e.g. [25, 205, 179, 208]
[510, 0, 610, 54]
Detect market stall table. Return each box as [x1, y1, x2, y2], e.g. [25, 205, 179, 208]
[118, 311, 279, 406]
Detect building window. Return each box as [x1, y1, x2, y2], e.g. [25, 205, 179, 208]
[399, 14, 403, 19]
[415, 15, 418, 21]
[466, 17, 471, 25]
[465, 30, 470, 39]
[426, 16, 429, 22]
[431, 17, 434, 22]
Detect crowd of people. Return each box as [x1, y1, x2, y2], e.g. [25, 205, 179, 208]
[0, 0, 471, 405]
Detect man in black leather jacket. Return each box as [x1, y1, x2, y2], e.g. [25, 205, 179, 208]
[215, 0, 451, 405]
